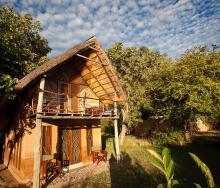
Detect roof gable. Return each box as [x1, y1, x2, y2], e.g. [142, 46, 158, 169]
[15, 36, 127, 101]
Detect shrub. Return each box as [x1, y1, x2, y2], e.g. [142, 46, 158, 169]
[101, 119, 114, 135]
[152, 131, 185, 146]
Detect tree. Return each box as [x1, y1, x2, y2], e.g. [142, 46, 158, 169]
[150, 46, 220, 127]
[107, 43, 171, 144]
[0, 7, 51, 99]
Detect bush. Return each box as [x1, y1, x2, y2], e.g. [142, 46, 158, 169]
[101, 119, 114, 135]
[152, 131, 185, 146]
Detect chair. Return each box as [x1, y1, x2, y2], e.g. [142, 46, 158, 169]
[46, 159, 62, 180]
[60, 151, 70, 176]
[97, 150, 107, 164]
[85, 106, 103, 116]
[41, 154, 62, 181]
[91, 150, 99, 163]
[91, 149, 107, 164]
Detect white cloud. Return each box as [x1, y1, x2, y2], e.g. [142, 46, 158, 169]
[2, 0, 219, 58]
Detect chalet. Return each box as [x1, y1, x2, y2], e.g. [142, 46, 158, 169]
[1, 36, 127, 185]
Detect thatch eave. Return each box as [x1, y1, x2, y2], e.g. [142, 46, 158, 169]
[15, 39, 95, 92]
[15, 36, 127, 101]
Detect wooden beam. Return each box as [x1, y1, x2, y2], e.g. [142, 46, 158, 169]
[88, 46, 99, 51]
[102, 86, 114, 90]
[37, 115, 119, 120]
[77, 53, 108, 66]
[76, 53, 99, 64]
[84, 64, 112, 100]
[75, 95, 113, 102]
[114, 93, 120, 161]
[33, 77, 46, 188]
[93, 89, 104, 94]
[81, 66, 103, 77]
[99, 92, 115, 97]
[95, 88, 113, 94]
[64, 81, 89, 87]
[91, 82, 112, 90]
[84, 72, 106, 79]
[96, 52, 120, 99]
[97, 76, 109, 82]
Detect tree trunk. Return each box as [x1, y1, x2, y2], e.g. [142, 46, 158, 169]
[119, 123, 127, 145]
[119, 103, 128, 145]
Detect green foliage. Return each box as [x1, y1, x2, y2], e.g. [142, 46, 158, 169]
[193, 183, 202, 188]
[148, 147, 216, 188]
[107, 43, 171, 126]
[0, 74, 17, 99]
[0, 7, 51, 98]
[152, 131, 185, 146]
[147, 147, 178, 188]
[108, 42, 220, 130]
[150, 46, 220, 126]
[101, 119, 114, 135]
[189, 152, 215, 188]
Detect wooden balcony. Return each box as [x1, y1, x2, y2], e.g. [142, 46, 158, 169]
[31, 87, 119, 120]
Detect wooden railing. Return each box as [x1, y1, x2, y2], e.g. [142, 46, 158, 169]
[31, 89, 115, 117]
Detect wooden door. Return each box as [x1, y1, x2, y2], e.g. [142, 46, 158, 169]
[62, 129, 70, 160]
[71, 129, 81, 164]
[62, 128, 81, 164]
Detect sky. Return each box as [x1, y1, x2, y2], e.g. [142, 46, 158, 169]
[1, 0, 220, 59]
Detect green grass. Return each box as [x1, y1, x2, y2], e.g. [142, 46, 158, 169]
[169, 132, 220, 187]
[71, 136, 164, 188]
[70, 133, 220, 188]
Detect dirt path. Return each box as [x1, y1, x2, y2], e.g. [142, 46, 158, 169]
[46, 161, 109, 188]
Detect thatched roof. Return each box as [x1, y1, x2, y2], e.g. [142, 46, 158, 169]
[15, 36, 127, 101]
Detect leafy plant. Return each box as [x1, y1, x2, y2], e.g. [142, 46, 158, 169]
[107, 43, 172, 144]
[0, 7, 51, 99]
[152, 131, 185, 146]
[189, 152, 215, 188]
[147, 147, 179, 188]
[150, 46, 220, 128]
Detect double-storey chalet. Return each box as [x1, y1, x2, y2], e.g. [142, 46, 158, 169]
[2, 36, 127, 184]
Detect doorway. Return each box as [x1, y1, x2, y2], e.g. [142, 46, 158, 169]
[62, 128, 81, 164]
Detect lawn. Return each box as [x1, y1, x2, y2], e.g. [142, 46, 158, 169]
[70, 133, 220, 188]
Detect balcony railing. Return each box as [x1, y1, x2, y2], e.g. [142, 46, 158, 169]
[31, 89, 115, 117]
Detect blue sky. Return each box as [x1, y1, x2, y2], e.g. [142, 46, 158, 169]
[1, 0, 220, 58]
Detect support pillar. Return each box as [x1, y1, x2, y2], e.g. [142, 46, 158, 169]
[33, 77, 46, 188]
[114, 93, 120, 161]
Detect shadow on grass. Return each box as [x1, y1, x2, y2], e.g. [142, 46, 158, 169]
[73, 152, 161, 188]
[167, 133, 220, 187]
[108, 152, 160, 188]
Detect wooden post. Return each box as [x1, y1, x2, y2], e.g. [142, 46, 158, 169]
[83, 93, 86, 115]
[114, 93, 120, 161]
[33, 77, 46, 188]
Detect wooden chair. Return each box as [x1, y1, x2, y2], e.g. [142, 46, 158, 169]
[60, 159, 70, 176]
[85, 106, 103, 116]
[97, 150, 107, 164]
[40, 154, 62, 182]
[91, 150, 99, 163]
[46, 159, 62, 180]
[91, 149, 107, 164]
